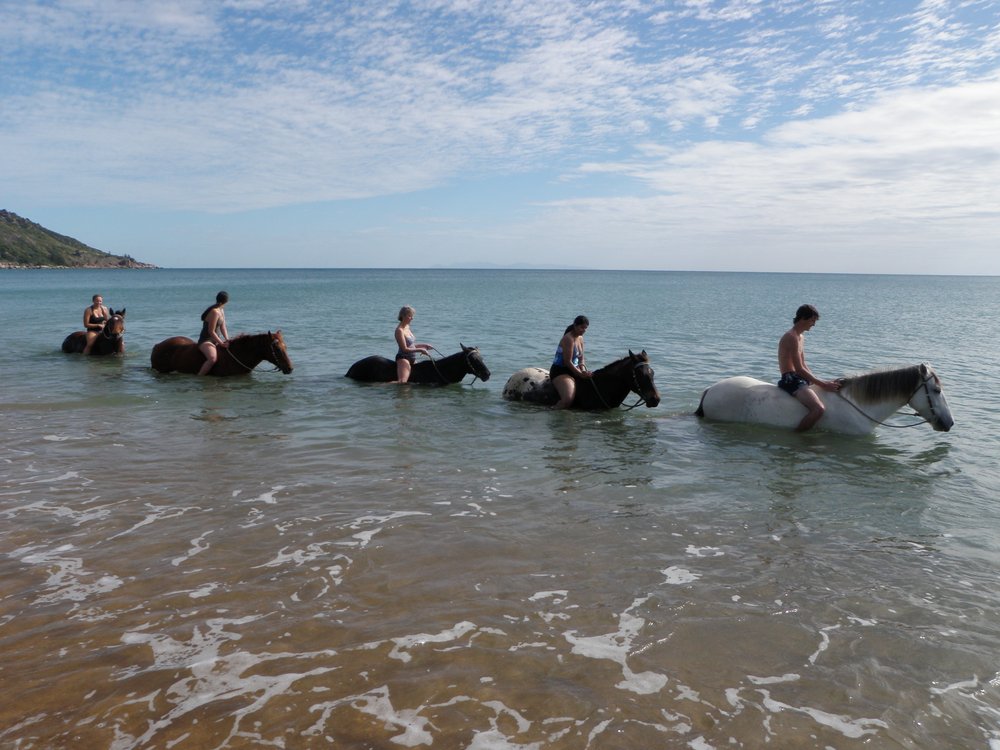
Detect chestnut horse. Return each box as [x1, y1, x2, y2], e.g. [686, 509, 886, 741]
[503, 350, 661, 410]
[62, 309, 126, 355]
[346, 344, 491, 385]
[150, 331, 293, 376]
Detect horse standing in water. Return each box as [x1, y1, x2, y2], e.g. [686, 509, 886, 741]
[150, 331, 293, 376]
[62, 309, 126, 355]
[346, 345, 491, 385]
[503, 350, 660, 410]
[696, 363, 953, 435]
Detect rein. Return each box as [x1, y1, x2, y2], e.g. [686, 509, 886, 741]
[222, 336, 285, 373]
[587, 360, 651, 410]
[421, 347, 484, 385]
[835, 374, 935, 428]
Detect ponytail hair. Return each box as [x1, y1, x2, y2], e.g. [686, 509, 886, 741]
[202, 290, 230, 321]
[564, 315, 589, 334]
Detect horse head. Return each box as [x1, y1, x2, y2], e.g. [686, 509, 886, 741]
[104, 309, 126, 336]
[267, 331, 294, 374]
[908, 364, 954, 432]
[460, 343, 491, 382]
[628, 350, 660, 408]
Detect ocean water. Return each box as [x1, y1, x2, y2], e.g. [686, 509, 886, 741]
[2, 268, 999, 749]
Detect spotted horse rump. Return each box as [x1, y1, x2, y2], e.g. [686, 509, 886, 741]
[502, 367, 557, 405]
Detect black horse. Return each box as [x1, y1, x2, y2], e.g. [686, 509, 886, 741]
[62, 309, 126, 355]
[346, 344, 491, 385]
[502, 350, 660, 409]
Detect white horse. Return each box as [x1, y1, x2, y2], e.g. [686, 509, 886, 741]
[695, 363, 953, 435]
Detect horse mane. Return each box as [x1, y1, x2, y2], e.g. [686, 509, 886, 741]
[842, 365, 922, 405]
[592, 352, 646, 375]
[229, 331, 273, 343]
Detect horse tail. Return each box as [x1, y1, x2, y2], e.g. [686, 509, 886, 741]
[694, 389, 707, 418]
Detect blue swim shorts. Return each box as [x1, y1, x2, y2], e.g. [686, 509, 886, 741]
[777, 371, 809, 395]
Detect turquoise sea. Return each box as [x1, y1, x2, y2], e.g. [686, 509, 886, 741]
[2, 268, 1000, 748]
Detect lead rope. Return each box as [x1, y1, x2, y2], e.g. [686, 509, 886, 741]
[834, 377, 932, 429]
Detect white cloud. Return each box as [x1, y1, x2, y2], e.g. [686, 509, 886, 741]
[2, 1, 999, 270]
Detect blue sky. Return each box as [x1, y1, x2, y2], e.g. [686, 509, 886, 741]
[2, 0, 998, 273]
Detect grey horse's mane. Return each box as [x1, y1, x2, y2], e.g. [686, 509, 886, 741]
[841, 365, 923, 405]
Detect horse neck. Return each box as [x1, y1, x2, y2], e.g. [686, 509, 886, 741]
[839, 366, 919, 416]
[228, 334, 269, 366]
[433, 351, 466, 382]
[590, 357, 632, 406]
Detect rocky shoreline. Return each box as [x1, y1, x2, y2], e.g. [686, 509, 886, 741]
[0, 260, 158, 269]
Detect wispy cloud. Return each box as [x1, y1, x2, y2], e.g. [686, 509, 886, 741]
[1, 0, 998, 270]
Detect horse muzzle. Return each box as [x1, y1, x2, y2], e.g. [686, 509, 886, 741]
[932, 415, 953, 432]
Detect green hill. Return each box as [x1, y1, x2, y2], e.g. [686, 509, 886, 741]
[0, 210, 156, 268]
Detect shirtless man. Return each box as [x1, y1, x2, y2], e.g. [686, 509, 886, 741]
[777, 304, 841, 432]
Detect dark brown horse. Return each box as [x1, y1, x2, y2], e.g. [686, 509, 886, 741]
[62, 309, 126, 355]
[502, 350, 661, 410]
[150, 331, 293, 376]
[346, 344, 490, 385]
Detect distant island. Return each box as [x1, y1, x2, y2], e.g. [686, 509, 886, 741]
[0, 210, 156, 269]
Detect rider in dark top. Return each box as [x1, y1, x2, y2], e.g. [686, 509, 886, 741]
[197, 291, 230, 375]
[82, 294, 110, 354]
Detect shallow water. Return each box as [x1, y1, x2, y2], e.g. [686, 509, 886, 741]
[2, 269, 1000, 748]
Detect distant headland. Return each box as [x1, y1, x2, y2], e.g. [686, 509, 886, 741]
[0, 210, 157, 269]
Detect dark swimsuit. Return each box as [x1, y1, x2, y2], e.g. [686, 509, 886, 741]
[87, 309, 107, 328]
[778, 371, 809, 395]
[198, 309, 225, 345]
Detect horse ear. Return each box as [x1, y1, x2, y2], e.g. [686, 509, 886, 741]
[461, 343, 468, 351]
[629, 349, 636, 358]
[119, 308, 126, 317]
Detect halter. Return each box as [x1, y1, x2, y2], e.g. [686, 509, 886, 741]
[419, 347, 486, 385]
[834, 372, 937, 429]
[588, 359, 653, 410]
[222, 335, 287, 373]
[100, 316, 124, 340]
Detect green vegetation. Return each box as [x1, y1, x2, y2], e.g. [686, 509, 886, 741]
[0, 210, 156, 268]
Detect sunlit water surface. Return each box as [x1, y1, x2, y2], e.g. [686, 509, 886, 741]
[2, 269, 1000, 748]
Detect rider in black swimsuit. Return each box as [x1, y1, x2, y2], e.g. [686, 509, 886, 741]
[82, 294, 110, 354]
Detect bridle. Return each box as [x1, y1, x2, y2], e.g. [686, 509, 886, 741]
[422, 347, 488, 384]
[588, 359, 655, 410]
[834, 372, 938, 429]
[464, 348, 488, 384]
[223, 334, 289, 373]
[623, 360, 656, 410]
[101, 316, 125, 341]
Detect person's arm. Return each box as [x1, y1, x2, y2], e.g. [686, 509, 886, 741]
[205, 308, 227, 345]
[218, 312, 230, 344]
[795, 354, 839, 391]
[561, 333, 591, 379]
